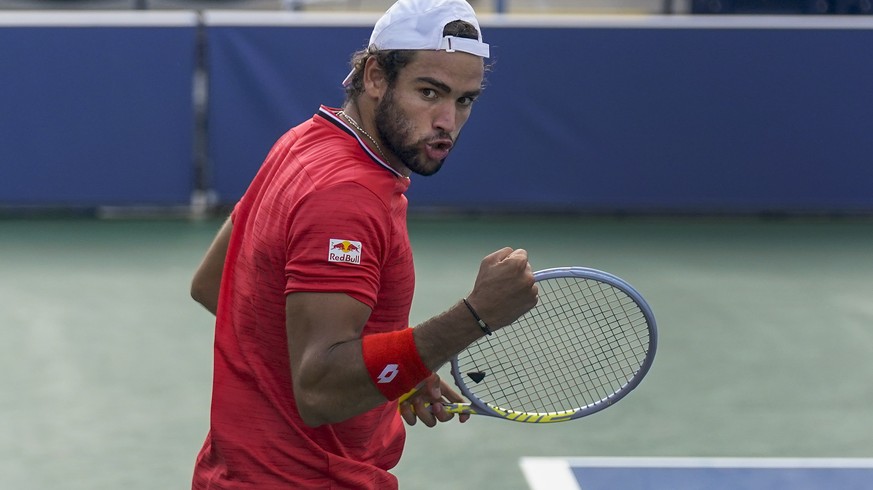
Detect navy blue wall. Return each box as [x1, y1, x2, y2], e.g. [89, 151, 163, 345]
[205, 22, 371, 202]
[2, 13, 872, 213]
[0, 15, 197, 207]
[460, 25, 873, 213]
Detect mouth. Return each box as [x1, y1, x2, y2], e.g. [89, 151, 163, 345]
[425, 138, 453, 161]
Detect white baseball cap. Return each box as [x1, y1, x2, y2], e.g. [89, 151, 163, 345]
[342, 0, 490, 86]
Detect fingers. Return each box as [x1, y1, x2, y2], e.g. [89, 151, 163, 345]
[483, 246, 514, 264]
[483, 247, 528, 268]
[438, 379, 464, 403]
[398, 375, 468, 426]
[503, 247, 528, 261]
[399, 374, 439, 427]
[399, 400, 418, 426]
[438, 379, 470, 424]
[468, 247, 538, 330]
[407, 396, 451, 428]
[399, 399, 440, 428]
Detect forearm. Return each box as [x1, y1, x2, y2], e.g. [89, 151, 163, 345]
[294, 302, 483, 426]
[412, 300, 489, 371]
[298, 302, 485, 422]
[291, 248, 537, 426]
[412, 247, 539, 370]
[191, 216, 232, 315]
[191, 285, 220, 316]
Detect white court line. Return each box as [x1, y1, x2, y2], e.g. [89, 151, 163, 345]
[557, 456, 873, 468]
[520, 456, 873, 489]
[520, 458, 583, 490]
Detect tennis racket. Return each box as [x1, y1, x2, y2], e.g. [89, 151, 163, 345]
[406, 266, 657, 423]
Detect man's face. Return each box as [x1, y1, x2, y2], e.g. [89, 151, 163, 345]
[374, 50, 485, 176]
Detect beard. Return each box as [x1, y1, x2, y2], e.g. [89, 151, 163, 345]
[374, 86, 453, 177]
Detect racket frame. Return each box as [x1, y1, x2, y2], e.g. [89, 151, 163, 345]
[447, 266, 658, 423]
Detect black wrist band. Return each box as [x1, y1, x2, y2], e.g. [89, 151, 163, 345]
[463, 298, 492, 336]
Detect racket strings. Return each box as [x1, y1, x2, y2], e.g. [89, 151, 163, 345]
[458, 276, 652, 415]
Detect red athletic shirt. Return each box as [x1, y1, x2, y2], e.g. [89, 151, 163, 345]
[192, 106, 414, 489]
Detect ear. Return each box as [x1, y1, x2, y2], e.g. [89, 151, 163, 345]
[362, 56, 388, 99]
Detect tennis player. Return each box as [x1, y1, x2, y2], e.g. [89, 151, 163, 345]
[189, 0, 538, 488]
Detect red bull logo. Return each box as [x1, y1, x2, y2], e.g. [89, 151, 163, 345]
[328, 238, 362, 264]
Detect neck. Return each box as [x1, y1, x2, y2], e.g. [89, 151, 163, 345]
[339, 103, 408, 177]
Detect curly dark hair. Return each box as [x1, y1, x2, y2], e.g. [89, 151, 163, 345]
[343, 20, 485, 101]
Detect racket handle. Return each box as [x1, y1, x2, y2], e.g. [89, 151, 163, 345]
[397, 386, 478, 416]
[401, 401, 479, 415]
[397, 387, 419, 404]
[441, 403, 478, 415]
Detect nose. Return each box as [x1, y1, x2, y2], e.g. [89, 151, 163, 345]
[432, 102, 457, 134]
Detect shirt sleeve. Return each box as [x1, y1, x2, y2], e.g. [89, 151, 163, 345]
[284, 181, 391, 309]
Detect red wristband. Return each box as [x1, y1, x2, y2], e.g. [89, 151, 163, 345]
[361, 328, 432, 401]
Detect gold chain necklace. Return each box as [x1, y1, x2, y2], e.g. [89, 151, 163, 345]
[337, 110, 387, 161]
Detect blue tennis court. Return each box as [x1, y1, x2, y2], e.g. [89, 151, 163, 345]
[521, 457, 873, 489]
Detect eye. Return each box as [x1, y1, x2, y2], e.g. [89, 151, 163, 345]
[458, 96, 477, 107]
[421, 88, 438, 100]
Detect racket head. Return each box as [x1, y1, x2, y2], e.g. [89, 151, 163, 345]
[450, 266, 657, 423]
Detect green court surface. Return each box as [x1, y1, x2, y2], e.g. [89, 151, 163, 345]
[1, 215, 871, 489]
